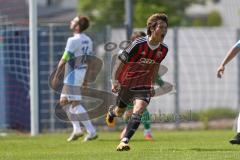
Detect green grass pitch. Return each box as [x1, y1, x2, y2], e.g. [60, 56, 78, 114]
[0, 130, 240, 160]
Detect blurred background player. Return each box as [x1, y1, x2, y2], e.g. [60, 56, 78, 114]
[217, 40, 240, 144]
[106, 13, 169, 151]
[53, 15, 97, 142]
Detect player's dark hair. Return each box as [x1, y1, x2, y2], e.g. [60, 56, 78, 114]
[77, 16, 90, 32]
[147, 13, 168, 36]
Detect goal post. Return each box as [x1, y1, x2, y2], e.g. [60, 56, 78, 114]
[29, 0, 39, 136]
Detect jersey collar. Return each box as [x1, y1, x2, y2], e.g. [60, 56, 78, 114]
[74, 33, 83, 37]
[146, 35, 161, 50]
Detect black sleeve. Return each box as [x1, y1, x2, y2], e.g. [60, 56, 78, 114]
[118, 50, 129, 63]
[118, 41, 139, 63]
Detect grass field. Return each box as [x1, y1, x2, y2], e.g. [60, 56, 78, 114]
[0, 130, 240, 160]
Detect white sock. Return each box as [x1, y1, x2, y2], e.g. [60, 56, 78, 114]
[68, 105, 82, 133]
[237, 112, 240, 133]
[75, 104, 96, 135]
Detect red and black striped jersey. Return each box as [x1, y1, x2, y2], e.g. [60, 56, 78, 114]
[118, 36, 168, 88]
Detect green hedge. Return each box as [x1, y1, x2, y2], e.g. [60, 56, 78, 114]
[149, 108, 238, 123]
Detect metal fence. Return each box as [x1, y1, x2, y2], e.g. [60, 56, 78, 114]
[110, 27, 240, 114]
[0, 23, 240, 132]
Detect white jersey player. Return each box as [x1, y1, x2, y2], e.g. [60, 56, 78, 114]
[217, 40, 240, 144]
[53, 16, 97, 142]
[61, 32, 92, 99]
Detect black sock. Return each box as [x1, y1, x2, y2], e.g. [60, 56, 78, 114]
[122, 113, 141, 143]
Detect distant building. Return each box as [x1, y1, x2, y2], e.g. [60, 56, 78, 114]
[32, 0, 78, 23]
[0, 0, 28, 24]
[0, 0, 78, 24]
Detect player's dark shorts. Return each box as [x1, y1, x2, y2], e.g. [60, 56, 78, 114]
[116, 86, 153, 108]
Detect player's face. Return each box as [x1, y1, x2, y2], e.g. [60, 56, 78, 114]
[70, 17, 79, 31]
[152, 20, 168, 40]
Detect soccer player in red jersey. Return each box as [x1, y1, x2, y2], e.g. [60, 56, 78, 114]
[119, 31, 153, 141]
[106, 13, 169, 151]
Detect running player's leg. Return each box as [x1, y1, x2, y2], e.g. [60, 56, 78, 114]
[60, 97, 83, 142]
[120, 106, 133, 139]
[71, 101, 98, 142]
[230, 112, 240, 144]
[117, 98, 149, 151]
[106, 88, 129, 127]
[106, 99, 127, 127]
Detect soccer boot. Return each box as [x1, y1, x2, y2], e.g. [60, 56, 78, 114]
[116, 141, 130, 151]
[67, 132, 84, 142]
[144, 133, 153, 140]
[105, 105, 116, 127]
[229, 133, 240, 144]
[83, 133, 98, 142]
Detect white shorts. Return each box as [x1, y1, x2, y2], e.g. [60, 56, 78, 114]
[60, 93, 82, 101]
[61, 67, 86, 101]
[64, 67, 87, 86]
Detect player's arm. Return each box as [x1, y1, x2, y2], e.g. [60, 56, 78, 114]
[217, 42, 240, 78]
[52, 38, 76, 88]
[56, 50, 73, 76]
[111, 54, 125, 93]
[111, 41, 137, 92]
[52, 51, 72, 88]
[154, 48, 168, 87]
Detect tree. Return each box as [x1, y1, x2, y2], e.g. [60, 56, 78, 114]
[206, 10, 222, 26]
[134, 0, 188, 27]
[191, 10, 222, 27]
[77, 0, 125, 27]
[77, 0, 204, 27]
